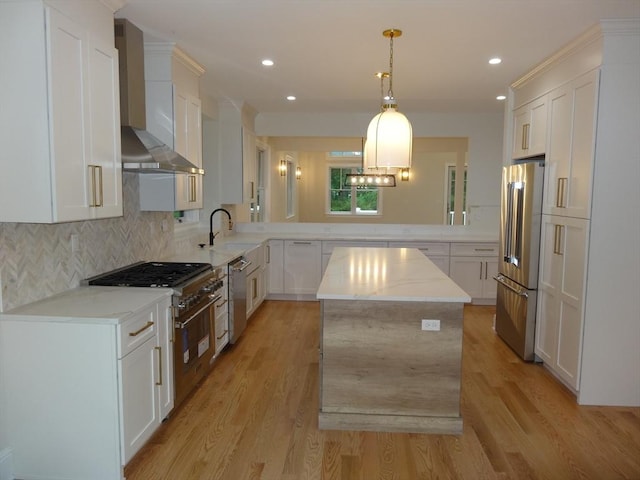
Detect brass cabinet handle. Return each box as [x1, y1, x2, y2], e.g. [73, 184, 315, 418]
[216, 299, 228, 308]
[216, 330, 228, 340]
[556, 177, 568, 208]
[266, 245, 271, 264]
[553, 225, 564, 255]
[88, 165, 103, 207]
[128, 321, 154, 336]
[189, 175, 197, 202]
[155, 346, 162, 386]
[522, 123, 530, 150]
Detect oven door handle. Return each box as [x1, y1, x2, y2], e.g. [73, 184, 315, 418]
[175, 294, 222, 329]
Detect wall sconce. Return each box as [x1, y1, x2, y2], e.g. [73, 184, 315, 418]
[296, 166, 302, 180]
[279, 159, 287, 176]
[400, 168, 410, 181]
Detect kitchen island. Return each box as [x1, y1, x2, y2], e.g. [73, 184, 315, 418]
[316, 247, 471, 434]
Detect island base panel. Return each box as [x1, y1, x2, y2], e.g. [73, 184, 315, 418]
[320, 299, 464, 434]
[319, 412, 463, 435]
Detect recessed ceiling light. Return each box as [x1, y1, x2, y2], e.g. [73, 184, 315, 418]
[489, 57, 502, 65]
[496, 95, 506, 101]
[286, 95, 296, 101]
[262, 59, 274, 66]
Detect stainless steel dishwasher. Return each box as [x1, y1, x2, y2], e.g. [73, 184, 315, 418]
[228, 256, 251, 344]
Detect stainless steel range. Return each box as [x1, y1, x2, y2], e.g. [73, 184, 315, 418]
[86, 261, 227, 407]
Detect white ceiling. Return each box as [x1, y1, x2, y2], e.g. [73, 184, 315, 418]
[116, 0, 640, 115]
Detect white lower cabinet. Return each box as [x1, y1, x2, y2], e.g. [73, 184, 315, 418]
[245, 244, 265, 317]
[0, 290, 173, 480]
[535, 215, 589, 390]
[284, 240, 322, 295]
[449, 243, 499, 304]
[267, 240, 285, 295]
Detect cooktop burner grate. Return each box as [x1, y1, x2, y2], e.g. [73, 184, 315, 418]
[87, 262, 213, 288]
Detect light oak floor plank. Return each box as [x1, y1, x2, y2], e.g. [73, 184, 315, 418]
[124, 301, 640, 480]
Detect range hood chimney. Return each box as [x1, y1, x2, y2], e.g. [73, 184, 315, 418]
[114, 19, 204, 175]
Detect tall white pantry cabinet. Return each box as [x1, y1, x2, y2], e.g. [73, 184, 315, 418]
[508, 20, 640, 406]
[0, 0, 122, 223]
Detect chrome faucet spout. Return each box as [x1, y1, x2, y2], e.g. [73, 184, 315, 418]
[209, 208, 233, 245]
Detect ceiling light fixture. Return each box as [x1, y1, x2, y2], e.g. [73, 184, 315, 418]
[496, 95, 506, 101]
[262, 59, 274, 66]
[286, 95, 296, 101]
[365, 29, 412, 172]
[489, 57, 502, 65]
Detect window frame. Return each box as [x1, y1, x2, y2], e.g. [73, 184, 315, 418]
[326, 162, 382, 217]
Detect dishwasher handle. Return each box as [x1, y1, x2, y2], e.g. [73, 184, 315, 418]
[230, 258, 252, 272]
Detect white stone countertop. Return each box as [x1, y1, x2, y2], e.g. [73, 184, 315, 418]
[317, 247, 471, 302]
[167, 225, 499, 269]
[0, 287, 172, 324]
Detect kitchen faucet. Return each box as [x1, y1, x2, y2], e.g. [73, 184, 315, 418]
[209, 208, 233, 245]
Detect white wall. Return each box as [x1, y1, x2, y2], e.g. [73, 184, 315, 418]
[255, 111, 504, 230]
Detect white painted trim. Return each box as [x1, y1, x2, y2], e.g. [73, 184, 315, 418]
[0, 448, 13, 480]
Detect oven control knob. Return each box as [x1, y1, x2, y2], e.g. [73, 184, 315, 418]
[177, 301, 187, 310]
[201, 285, 212, 293]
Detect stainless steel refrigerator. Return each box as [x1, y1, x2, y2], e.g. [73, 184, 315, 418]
[495, 159, 544, 361]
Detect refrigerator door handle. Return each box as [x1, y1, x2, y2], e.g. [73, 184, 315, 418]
[494, 275, 529, 298]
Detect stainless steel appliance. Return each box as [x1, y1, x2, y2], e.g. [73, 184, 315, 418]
[228, 257, 251, 344]
[85, 261, 226, 407]
[495, 159, 544, 361]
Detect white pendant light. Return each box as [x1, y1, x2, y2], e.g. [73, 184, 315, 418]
[365, 29, 413, 170]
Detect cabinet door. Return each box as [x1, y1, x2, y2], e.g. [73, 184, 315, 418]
[243, 129, 257, 203]
[267, 240, 285, 295]
[449, 257, 484, 300]
[155, 298, 174, 420]
[535, 215, 589, 390]
[512, 96, 547, 159]
[284, 240, 322, 295]
[543, 70, 598, 218]
[48, 7, 92, 222]
[482, 258, 498, 300]
[87, 37, 123, 219]
[119, 335, 158, 464]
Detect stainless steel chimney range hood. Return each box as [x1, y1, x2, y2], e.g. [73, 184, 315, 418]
[115, 19, 204, 175]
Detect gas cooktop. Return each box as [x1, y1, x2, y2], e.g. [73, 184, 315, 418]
[86, 261, 212, 288]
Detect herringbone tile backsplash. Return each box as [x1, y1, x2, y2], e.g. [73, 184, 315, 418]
[0, 173, 175, 312]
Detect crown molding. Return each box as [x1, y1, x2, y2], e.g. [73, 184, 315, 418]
[511, 24, 603, 89]
[100, 0, 127, 13]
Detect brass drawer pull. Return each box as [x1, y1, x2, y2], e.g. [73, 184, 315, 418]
[216, 330, 229, 340]
[128, 321, 154, 336]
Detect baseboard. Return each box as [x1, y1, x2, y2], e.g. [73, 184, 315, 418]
[0, 448, 13, 480]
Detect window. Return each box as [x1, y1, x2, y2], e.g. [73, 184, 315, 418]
[446, 164, 467, 225]
[329, 166, 380, 215]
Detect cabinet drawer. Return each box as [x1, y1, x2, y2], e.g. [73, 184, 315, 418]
[450, 243, 498, 257]
[321, 240, 386, 254]
[118, 306, 157, 358]
[388, 241, 450, 256]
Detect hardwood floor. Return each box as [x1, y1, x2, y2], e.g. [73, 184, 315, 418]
[124, 301, 640, 480]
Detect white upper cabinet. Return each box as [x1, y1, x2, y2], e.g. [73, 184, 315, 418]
[0, 1, 122, 223]
[512, 95, 547, 159]
[140, 44, 204, 211]
[543, 70, 599, 219]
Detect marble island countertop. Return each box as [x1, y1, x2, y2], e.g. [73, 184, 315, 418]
[317, 247, 471, 302]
